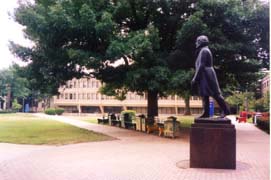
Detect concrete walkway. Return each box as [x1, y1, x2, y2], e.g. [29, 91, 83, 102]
[0, 114, 269, 180]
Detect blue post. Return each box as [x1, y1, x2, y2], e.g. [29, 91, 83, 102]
[209, 101, 214, 117]
[25, 104, 30, 113]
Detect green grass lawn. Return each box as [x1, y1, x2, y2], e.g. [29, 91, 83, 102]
[177, 116, 195, 128]
[68, 116, 98, 124]
[0, 113, 113, 145]
[70, 114, 194, 128]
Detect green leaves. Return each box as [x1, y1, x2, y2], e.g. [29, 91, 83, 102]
[10, 0, 268, 112]
[125, 66, 171, 93]
[95, 12, 115, 40]
[79, 4, 96, 28]
[175, 0, 268, 93]
[0, 65, 31, 99]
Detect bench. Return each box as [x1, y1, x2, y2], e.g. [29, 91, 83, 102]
[110, 113, 121, 127]
[97, 117, 109, 124]
[236, 111, 247, 123]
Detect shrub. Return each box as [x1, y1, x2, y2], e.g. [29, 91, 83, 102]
[121, 110, 136, 122]
[44, 108, 56, 115]
[0, 110, 16, 114]
[257, 119, 270, 134]
[12, 99, 22, 112]
[55, 108, 65, 115]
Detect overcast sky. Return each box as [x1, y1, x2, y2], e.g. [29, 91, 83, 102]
[0, 0, 32, 70]
[0, 0, 269, 70]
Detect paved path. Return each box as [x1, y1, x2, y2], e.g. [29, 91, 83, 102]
[0, 114, 269, 180]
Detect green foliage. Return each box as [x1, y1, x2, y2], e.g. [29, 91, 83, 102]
[257, 119, 270, 134]
[254, 91, 270, 112]
[121, 110, 136, 121]
[44, 108, 65, 115]
[175, 0, 268, 93]
[10, 0, 269, 117]
[44, 108, 56, 115]
[0, 65, 30, 99]
[226, 91, 256, 112]
[0, 110, 16, 114]
[55, 108, 65, 115]
[12, 99, 22, 112]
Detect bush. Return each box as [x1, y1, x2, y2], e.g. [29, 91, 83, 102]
[55, 108, 65, 115]
[44, 108, 56, 115]
[0, 110, 16, 114]
[121, 110, 136, 122]
[257, 119, 270, 134]
[12, 99, 22, 112]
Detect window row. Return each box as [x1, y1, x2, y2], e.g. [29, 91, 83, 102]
[65, 79, 100, 89]
[57, 93, 200, 101]
[58, 93, 100, 100]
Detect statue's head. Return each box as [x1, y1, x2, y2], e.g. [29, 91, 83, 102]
[195, 35, 209, 48]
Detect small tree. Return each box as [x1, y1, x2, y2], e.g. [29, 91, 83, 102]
[226, 91, 255, 113]
[254, 91, 270, 112]
[12, 99, 22, 112]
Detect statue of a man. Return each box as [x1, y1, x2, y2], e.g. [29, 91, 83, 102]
[191, 35, 230, 118]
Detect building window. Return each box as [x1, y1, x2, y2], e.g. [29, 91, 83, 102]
[69, 94, 72, 99]
[96, 93, 99, 100]
[177, 96, 183, 100]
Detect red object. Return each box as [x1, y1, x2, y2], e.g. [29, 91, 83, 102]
[237, 111, 247, 123]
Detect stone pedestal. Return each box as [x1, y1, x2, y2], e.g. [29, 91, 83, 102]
[190, 118, 236, 169]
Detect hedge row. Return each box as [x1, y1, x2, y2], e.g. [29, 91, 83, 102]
[0, 110, 16, 114]
[257, 119, 270, 134]
[44, 108, 65, 115]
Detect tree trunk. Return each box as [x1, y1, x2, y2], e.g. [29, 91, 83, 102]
[6, 84, 11, 110]
[147, 90, 158, 118]
[184, 94, 191, 115]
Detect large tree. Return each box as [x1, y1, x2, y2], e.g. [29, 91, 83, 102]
[168, 0, 268, 113]
[196, 0, 269, 92]
[0, 65, 31, 109]
[11, 0, 196, 117]
[11, 0, 268, 117]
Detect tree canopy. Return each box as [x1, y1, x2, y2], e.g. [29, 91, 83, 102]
[0, 65, 30, 100]
[10, 0, 269, 117]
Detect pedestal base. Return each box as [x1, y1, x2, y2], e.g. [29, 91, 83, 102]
[190, 118, 236, 169]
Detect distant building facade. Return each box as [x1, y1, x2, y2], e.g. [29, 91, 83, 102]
[52, 78, 203, 115]
[261, 73, 270, 95]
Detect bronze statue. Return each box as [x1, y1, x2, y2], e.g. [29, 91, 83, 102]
[191, 35, 230, 118]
